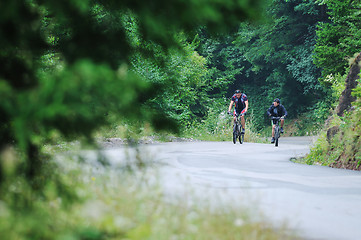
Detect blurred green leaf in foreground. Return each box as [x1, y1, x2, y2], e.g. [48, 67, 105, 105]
[0, 0, 265, 196]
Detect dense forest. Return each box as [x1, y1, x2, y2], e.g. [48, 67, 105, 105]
[0, 0, 360, 238]
[132, 0, 361, 135]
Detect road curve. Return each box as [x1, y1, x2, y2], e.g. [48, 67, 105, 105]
[94, 137, 361, 240]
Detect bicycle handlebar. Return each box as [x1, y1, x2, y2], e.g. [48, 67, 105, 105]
[228, 112, 245, 117]
[270, 116, 285, 120]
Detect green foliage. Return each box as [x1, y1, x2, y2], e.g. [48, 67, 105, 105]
[305, 132, 329, 165]
[197, 0, 327, 129]
[352, 80, 361, 106]
[305, 115, 345, 166]
[305, 0, 361, 170]
[286, 43, 324, 94]
[323, 73, 347, 101]
[196, 32, 243, 97]
[313, 0, 361, 82]
[307, 99, 332, 124]
[0, 0, 266, 193]
[284, 100, 331, 137]
[305, 103, 361, 169]
[182, 102, 267, 143]
[131, 34, 210, 126]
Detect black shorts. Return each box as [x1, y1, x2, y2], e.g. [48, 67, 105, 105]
[271, 118, 283, 125]
[234, 108, 246, 116]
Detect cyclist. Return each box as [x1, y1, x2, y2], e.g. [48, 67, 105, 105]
[267, 98, 287, 143]
[227, 90, 248, 134]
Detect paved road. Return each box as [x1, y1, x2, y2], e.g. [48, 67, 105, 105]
[89, 137, 361, 240]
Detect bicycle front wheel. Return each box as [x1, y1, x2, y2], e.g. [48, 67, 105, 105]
[274, 127, 279, 147]
[233, 131, 237, 144]
[239, 133, 244, 144]
[233, 124, 237, 144]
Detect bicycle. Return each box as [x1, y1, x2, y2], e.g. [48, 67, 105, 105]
[270, 116, 284, 147]
[229, 112, 245, 144]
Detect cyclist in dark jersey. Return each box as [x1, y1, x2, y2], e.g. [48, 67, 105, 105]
[267, 98, 287, 143]
[227, 90, 248, 134]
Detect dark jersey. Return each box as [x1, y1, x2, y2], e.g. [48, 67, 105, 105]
[231, 93, 248, 110]
[267, 104, 288, 117]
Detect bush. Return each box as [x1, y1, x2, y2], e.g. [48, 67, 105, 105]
[305, 132, 329, 165]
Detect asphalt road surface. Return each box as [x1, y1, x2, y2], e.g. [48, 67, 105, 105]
[90, 137, 361, 240]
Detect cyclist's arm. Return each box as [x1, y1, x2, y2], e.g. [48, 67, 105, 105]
[282, 106, 288, 117]
[266, 105, 272, 116]
[228, 100, 234, 112]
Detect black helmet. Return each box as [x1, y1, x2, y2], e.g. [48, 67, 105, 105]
[274, 98, 280, 103]
[235, 90, 241, 94]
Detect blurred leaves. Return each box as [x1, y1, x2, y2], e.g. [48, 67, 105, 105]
[0, 0, 266, 195]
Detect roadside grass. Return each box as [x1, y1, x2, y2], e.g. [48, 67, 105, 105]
[290, 130, 333, 166]
[182, 123, 267, 143]
[0, 151, 301, 240]
[189, 110, 269, 143]
[264, 117, 323, 138]
[303, 109, 361, 170]
[302, 132, 332, 166]
[92, 108, 328, 144]
[93, 111, 269, 143]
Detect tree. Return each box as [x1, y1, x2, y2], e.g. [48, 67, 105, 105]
[230, 0, 327, 127]
[131, 33, 210, 126]
[0, 0, 265, 191]
[314, 0, 361, 83]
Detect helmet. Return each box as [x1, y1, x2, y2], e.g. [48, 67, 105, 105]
[274, 98, 280, 103]
[235, 90, 241, 94]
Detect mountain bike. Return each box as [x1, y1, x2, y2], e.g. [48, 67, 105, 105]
[270, 116, 284, 147]
[229, 112, 245, 144]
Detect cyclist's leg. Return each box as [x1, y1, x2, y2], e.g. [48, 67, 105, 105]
[280, 118, 284, 133]
[240, 116, 245, 129]
[271, 120, 275, 137]
[240, 108, 246, 131]
[271, 120, 275, 143]
[280, 118, 285, 128]
[232, 109, 241, 134]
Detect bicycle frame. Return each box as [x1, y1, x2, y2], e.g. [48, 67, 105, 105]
[230, 113, 244, 144]
[271, 116, 282, 147]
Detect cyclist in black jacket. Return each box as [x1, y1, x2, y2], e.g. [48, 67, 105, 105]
[267, 98, 287, 143]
